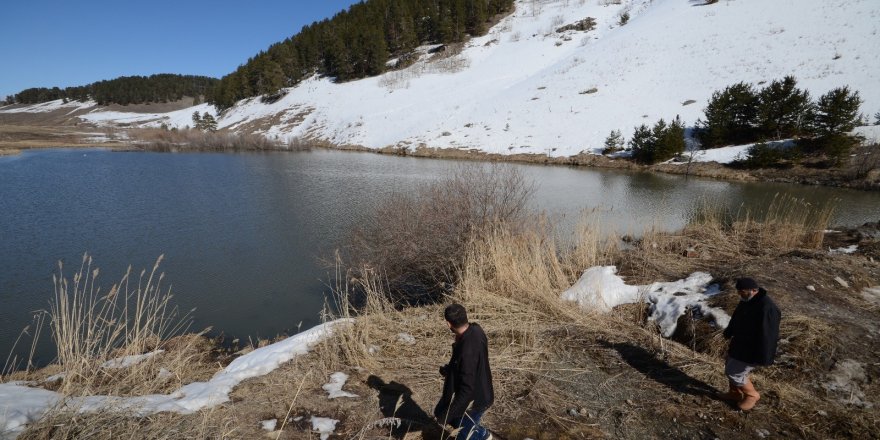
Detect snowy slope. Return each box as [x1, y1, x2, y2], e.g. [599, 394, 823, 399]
[7, 0, 880, 158]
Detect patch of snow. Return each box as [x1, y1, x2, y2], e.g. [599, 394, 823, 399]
[561, 266, 729, 337]
[311, 416, 338, 440]
[829, 245, 858, 254]
[101, 350, 164, 369]
[157, 368, 173, 380]
[0, 99, 95, 114]
[322, 372, 358, 399]
[677, 140, 795, 165]
[260, 419, 277, 431]
[0, 320, 351, 438]
[0, 383, 61, 437]
[42, 373, 65, 383]
[824, 359, 873, 408]
[396, 332, 416, 345]
[862, 286, 880, 306]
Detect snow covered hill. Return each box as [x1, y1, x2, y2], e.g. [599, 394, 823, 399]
[6, 0, 880, 158]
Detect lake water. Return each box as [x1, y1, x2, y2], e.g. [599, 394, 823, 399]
[1, 148, 878, 365]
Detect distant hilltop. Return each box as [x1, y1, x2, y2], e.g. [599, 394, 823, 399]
[4, 0, 879, 158]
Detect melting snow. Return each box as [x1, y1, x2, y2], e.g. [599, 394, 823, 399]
[101, 350, 164, 369]
[829, 245, 858, 254]
[0, 320, 351, 439]
[561, 266, 729, 337]
[396, 333, 416, 345]
[322, 372, 358, 399]
[311, 416, 338, 440]
[260, 419, 277, 431]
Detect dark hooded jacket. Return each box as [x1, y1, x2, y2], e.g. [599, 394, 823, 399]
[434, 323, 494, 421]
[723, 288, 781, 366]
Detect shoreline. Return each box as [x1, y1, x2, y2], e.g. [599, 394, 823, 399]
[1, 127, 878, 191]
[3, 220, 878, 439]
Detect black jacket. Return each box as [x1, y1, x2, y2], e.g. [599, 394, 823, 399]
[723, 288, 781, 366]
[434, 323, 494, 421]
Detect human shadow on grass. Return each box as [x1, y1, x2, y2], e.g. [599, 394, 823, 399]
[598, 340, 719, 398]
[367, 375, 445, 439]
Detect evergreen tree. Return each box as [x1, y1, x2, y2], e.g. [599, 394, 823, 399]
[698, 82, 759, 147]
[603, 129, 625, 154]
[201, 112, 218, 131]
[655, 116, 686, 161]
[811, 86, 862, 164]
[630, 118, 685, 164]
[874, 111, 880, 126]
[207, 0, 516, 110]
[812, 86, 862, 137]
[756, 76, 812, 140]
[629, 124, 655, 164]
[192, 111, 202, 128]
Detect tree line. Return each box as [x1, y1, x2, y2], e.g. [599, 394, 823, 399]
[7, 74, 218, 106]
[607, 77, 866, 165]
[208, 0, 515, 110]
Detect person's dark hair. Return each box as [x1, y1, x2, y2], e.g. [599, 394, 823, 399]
[735, 277, 760, 290]
[444, 304, 469, 328]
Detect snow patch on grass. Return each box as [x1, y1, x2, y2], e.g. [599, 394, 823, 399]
[322, 372, 358, 399]
[561, 266, 728, 337]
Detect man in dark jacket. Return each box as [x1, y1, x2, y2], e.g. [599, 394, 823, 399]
[434, 304, 494, 440]
[720, 277, 781, 411]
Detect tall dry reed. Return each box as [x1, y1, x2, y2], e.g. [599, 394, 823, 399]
[48, 254, 198, 395]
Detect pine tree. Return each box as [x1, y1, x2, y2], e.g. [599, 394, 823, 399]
[812, 86, 862, 137]
[757, 76, 812, 140]
[698, 82, 759, 147]
[192, 111, 202, 128]
[201, 112, 218, 132]
[811, 86, 862, 164]
[655, 116, 686, 161]
[603, 129, 625, 154]
[629, 124, 655, 164]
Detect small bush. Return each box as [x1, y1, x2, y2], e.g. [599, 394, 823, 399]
[131, 128, 306, 152]
[345, 165, 534, 304]
[741, 142, 785, 169]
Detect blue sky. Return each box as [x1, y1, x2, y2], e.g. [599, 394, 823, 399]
[0, 0, 362, 98]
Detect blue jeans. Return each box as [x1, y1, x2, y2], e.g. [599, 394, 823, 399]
[450, 409, 489, 440]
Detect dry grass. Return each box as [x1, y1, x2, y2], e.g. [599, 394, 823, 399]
[13, 194, 870, 438]
[22, 254, 211, 397]
[131, 128, 308, 152]
[20, 406, 239, 440]
[345, 164, 534, 304]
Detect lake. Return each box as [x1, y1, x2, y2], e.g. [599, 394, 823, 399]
[1, 148, 878, 365]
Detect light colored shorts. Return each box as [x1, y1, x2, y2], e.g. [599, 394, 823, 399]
[725, 357, 757, 386]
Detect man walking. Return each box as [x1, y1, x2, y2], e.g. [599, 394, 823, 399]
[720, 277, 782, 411]
[435, 304, 494, 440]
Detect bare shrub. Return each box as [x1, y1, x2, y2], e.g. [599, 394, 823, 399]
[848, 143, 880, 180]
[131, 128, 308, 152]
[345, 165, 534, 304]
